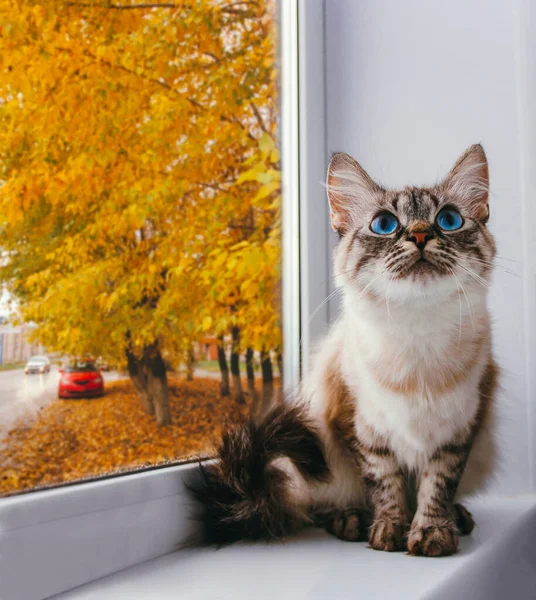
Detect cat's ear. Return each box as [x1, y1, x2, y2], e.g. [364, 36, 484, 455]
[326, 152, 382, 235]
[441, 144, 490, 223]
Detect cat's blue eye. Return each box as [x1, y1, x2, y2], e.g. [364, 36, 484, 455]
[436, 208, 463, 231]
[370, 213, 399, 235]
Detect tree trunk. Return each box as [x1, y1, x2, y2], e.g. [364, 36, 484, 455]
[186, 343, 195, 381]
[126, 348, 154, 416]
[276, 351, 284, 405]
[277, 352, 283, 382]
[217, 334, 230, 397]
[245, 347, 258, 404]
[261, 348, 274, 417]
[143, 342, 171, 427]
[230, 327, 245, 404]
[246, 347, 260, 419]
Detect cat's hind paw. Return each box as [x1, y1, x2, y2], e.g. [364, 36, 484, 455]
[314, 507, 366, 542]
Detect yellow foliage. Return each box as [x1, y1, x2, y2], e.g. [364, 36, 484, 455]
[0, 0, 281, 365]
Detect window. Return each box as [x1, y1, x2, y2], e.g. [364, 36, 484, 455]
[64, 363, 98, 374]
[1, 3, 306, 598]
[0, 0, 283, 497]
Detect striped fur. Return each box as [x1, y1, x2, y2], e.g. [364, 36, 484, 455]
[189, 145, 497, 557]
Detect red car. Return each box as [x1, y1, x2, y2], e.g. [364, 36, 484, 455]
[58, 361, 104, 399]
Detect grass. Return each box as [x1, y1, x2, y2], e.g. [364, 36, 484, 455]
[0, 362, 26, 372]
[195, 360, 262, 374]
[195, 360, 222, 373]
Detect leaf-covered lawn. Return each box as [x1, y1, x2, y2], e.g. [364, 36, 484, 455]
[1, 376, 251, 497]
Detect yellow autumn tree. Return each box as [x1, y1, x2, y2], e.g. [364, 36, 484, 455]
[0, 0, 281, 425]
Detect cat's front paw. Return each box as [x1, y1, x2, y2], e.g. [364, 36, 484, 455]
[368, 519, 407, 552]
[407, 522, 458, 557]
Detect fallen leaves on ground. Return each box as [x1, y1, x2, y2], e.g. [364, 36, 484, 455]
[0, 376, 252, 496]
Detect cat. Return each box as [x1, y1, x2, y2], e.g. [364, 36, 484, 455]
[189, 144, 497, 557]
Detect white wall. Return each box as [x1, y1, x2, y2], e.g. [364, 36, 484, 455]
[322, 0, 536, 493]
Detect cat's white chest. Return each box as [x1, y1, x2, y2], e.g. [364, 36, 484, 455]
[343, 304, 484, 468]
[353, 373, 477, 467]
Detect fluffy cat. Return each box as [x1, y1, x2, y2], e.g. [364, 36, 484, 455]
[190, 144, 497, 557]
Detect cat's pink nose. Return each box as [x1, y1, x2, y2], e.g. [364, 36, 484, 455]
[408, 231, 433, 250]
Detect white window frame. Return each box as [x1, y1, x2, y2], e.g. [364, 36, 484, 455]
[297, 0, 335, 377]
[0, 2, 331, 598]
[513, 0, 536, 488]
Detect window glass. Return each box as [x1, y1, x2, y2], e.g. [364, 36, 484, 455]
[0, 0, 281, 496]
[64, 363, 98, 373]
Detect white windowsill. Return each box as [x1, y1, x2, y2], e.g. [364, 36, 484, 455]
[53, 494, 536, 600]
[0, 462, 201, 600]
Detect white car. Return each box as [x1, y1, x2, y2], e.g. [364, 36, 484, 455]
[24, 356, 51, 374]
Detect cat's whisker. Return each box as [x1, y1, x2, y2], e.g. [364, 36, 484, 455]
[496, 267, 522, 279]
[298, 287, 342, 350]
[495, 255, 519, 264]
[456, 263, 490, 289]
[444, 248, 522, 279]
[462, 256, 523, 280]
[306, 287, 341, 326]
[448, 267, 463, 348]
[385, 276, 393, 330]
[356, 268, 388, 300]
[330, 267, 361, 280]
[446, 252, 491, 289]
[449, 267, 476, 333]
[457, 262, 491, 288]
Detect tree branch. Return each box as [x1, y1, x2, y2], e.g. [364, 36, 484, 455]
[202, 52, 220, 63]
[193, 182, 232, 194]
[65, 2, 179, 9]
[250, 102, 269, 135]
[225, 1, 260, 6]
[220, 7, 256, 17]
[64, 1, 260, 11]
[57, 41, 258, 139]
[221, 114, 256, 141]
[228, 223, 255, 231]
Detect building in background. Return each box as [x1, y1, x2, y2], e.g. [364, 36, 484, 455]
[0, 324, 46, 364]
[196, 337, 219, 361]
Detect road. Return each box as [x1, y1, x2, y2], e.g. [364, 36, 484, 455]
[193, 367, 220, 380]
[0, 367, 125, 440]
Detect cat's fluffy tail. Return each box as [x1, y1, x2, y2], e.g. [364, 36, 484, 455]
[187, 404, 330, 546]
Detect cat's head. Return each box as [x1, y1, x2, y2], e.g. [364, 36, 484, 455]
[327, 144, 496, 302]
